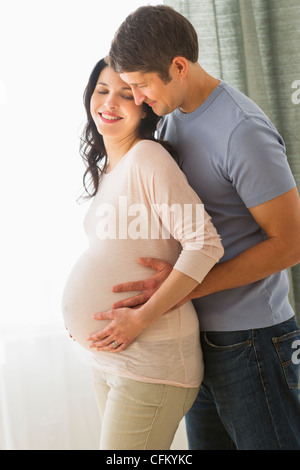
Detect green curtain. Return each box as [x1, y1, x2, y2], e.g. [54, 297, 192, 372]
[165, 0, 300, 323]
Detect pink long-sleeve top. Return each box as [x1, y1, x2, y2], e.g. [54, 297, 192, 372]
[62, 140, 224, 388]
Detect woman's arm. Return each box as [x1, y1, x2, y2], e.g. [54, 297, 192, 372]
[87, 268, 198, 352]
[87, 141, 224, 351]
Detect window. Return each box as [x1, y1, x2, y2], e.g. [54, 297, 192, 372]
[0, 0, 160, 326]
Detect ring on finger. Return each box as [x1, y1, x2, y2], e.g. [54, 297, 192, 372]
[111, 340, 119, 349]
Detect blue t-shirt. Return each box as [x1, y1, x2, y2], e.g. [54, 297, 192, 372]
[159, 80, 296, 331]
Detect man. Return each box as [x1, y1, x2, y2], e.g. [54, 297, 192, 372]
[91, 5, 300, 449]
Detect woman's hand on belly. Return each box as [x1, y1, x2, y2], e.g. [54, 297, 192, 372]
[87, 306, 147, 352]
[86, 258, 173, 352]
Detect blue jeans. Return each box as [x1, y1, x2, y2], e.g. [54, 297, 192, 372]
[185, 316, 300, 450]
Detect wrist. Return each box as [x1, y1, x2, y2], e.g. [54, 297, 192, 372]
[136, 303, 158, 329]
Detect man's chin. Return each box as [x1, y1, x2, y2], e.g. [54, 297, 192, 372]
[150, 104, 170, 117]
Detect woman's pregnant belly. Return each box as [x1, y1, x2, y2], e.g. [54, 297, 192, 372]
[62, 240, 178, 349]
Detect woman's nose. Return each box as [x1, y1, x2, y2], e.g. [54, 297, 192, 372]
[105, 94, 118, 109]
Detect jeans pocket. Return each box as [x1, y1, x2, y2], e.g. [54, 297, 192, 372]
[203, 331, 252, 351]
[272, 329, 300, 389]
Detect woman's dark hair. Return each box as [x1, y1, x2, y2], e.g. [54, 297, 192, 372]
[80, 57, 177, 198]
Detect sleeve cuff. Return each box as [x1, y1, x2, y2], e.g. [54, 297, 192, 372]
[173, 250, 219, 284]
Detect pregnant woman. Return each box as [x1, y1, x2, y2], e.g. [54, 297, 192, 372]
[62, 57, 224, 450]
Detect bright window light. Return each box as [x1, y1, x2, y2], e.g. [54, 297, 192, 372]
[0, 0, 161, 326]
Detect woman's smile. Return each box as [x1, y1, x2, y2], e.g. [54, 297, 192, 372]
[99, 112, 123, 123]
[90, 66, 145, 140]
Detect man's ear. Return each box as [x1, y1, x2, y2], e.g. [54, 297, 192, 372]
[172, 57, 189, 78]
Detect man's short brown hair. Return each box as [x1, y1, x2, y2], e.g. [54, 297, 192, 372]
[109, 5, 198, 83]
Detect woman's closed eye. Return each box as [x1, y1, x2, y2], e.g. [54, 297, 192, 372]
[97, 90, 134, 101]
[121, 94, 134, 101]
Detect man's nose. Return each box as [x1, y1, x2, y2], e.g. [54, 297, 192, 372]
[132, 88, 146, 106]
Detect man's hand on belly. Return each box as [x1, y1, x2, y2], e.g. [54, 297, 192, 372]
[111, 257, 173, 309]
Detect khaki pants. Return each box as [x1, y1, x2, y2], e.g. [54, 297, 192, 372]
[92, 368, 199, 450]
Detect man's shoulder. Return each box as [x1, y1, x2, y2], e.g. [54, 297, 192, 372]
[214, 81, 272, 125]
[163, 81, 268, 124]
[161, 81, 275, 146]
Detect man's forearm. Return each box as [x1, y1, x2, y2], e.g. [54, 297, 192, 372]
[190, 236, 300, 300]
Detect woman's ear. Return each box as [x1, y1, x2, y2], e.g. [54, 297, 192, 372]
[141, 106, 147, 119]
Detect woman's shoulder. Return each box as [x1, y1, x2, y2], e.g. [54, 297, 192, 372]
[130, 139, 178, 171]
[133, 139, 168, 154]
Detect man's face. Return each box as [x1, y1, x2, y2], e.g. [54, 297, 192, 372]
[120, 68, 183, 116]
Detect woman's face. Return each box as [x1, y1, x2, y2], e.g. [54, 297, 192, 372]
[90, 66, 145, 141]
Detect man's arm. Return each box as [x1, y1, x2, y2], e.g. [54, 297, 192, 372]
[111, 187, 300, 305]
[192, 186, 300, 298]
